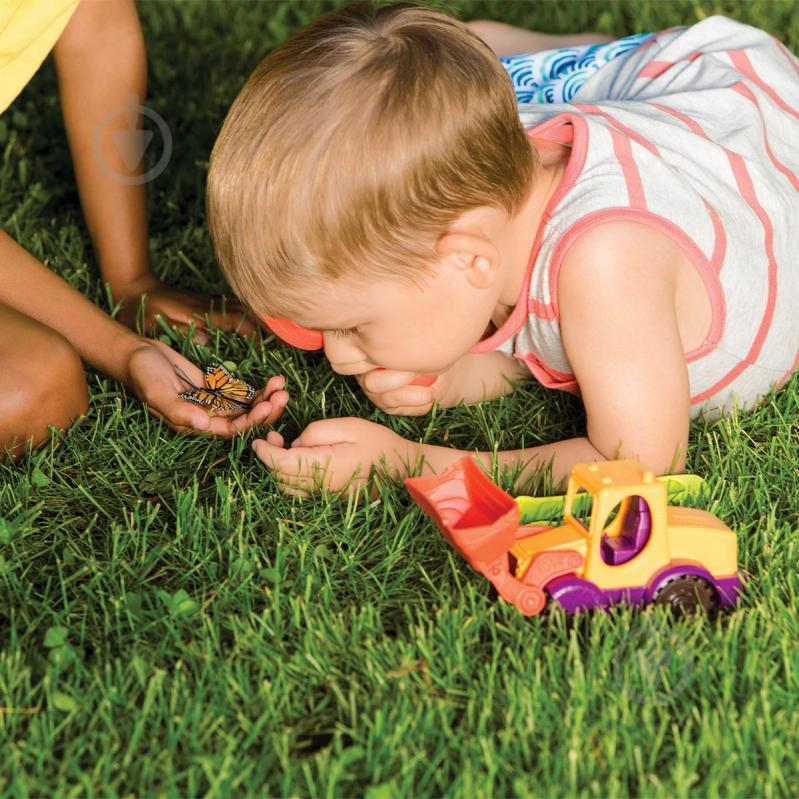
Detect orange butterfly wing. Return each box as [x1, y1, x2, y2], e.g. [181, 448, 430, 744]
[208, 394, 250, 412]
[204, 364, 255, 402]
[179, 388, 219, 408]
[178, 364, 254, 412]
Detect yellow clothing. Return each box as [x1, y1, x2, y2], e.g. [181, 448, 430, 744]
[0, 0, 78, 113]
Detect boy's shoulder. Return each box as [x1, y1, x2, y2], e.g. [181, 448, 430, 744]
[557, 220, 686, 300]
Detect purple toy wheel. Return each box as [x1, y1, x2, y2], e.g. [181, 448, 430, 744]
[547, 575, 607, 614]
[651, 572, 719, 615]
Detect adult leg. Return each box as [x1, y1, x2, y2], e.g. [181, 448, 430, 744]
[0, 302, 89, 458]
[466, 20, 611, 57]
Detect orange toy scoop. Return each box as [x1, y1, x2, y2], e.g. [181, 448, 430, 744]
[405, 457, 571, 616]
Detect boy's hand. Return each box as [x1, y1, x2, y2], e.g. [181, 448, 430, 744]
[125, 338, 288, 437]
[356, 352, 530, 415]
[252, 417, 411, 497]
[115, 276, 257, 343]
[355, 369, 439, 415]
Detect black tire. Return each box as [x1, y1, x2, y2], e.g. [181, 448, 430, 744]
[652, 573, 720, 615]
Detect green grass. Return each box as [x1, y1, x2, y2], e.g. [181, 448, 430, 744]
[2, 0, 799, 795]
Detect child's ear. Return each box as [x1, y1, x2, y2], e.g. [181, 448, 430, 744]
[436, 232, 498, 289]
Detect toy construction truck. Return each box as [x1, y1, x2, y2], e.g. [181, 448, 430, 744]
[405, 458, 742, 616]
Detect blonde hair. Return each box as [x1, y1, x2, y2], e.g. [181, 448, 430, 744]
[207, 1, 538, 318]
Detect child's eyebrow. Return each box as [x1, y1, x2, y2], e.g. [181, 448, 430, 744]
[316, 318, 366, 332]
[293, 315, 367, 332]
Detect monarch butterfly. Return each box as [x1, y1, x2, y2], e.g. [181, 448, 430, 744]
[176, 363, 255, 412]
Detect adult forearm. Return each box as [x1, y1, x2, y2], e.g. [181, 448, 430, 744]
[0, 231, 140, 383]
[53, 0, 151, 295]
[466, 21, 612, 58]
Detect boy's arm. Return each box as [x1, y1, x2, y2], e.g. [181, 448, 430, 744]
[52, 0, 254, 337]
[557, 221, 691, 476]
[415, 216, 692, 484]
[254, 222, 691, 495]
[433, 221, 690, 485]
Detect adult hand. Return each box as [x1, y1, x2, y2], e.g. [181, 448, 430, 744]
[115, 276, 257, 342]
[125, 338, 288, 436]
[252, 417, 412, 497]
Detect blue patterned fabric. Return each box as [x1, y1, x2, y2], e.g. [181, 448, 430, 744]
[500, 32, 655, 104]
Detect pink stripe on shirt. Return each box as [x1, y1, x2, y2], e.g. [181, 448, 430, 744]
[637, 51, 702, 79]
[654, 101, 780, 404]
[731, 81, 799, 191]
[607, 127, 646, 209]
[728, 49, 799, 121]
[575, 104, 660, 157]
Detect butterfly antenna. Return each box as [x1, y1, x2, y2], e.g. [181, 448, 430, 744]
[173, 364, 199, 388]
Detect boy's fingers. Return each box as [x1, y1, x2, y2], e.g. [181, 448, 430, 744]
[382, 403, 433, 417]
[271, 390, 290, 409]
[252, 438, 285, 470]
[253, 438, 334, 475]
[266, 430, 285, 447]
[360, 368, 419, 394]
[241, 397, 275, 424]
[276, 483, 310, 498]
[380, 386, 434, 410]
[290, 419, 353, 448]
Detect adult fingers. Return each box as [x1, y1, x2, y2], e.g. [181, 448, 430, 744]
[148, 396, 212, 434]
[202, 306, 259, 338]
[203, 401, 268, 437]
[226, 392, 288, 434]
[256, 375, 286, 398]
[149, 313, 211, 345]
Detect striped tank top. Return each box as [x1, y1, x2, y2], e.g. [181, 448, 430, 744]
[473, 16, 799, 416]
